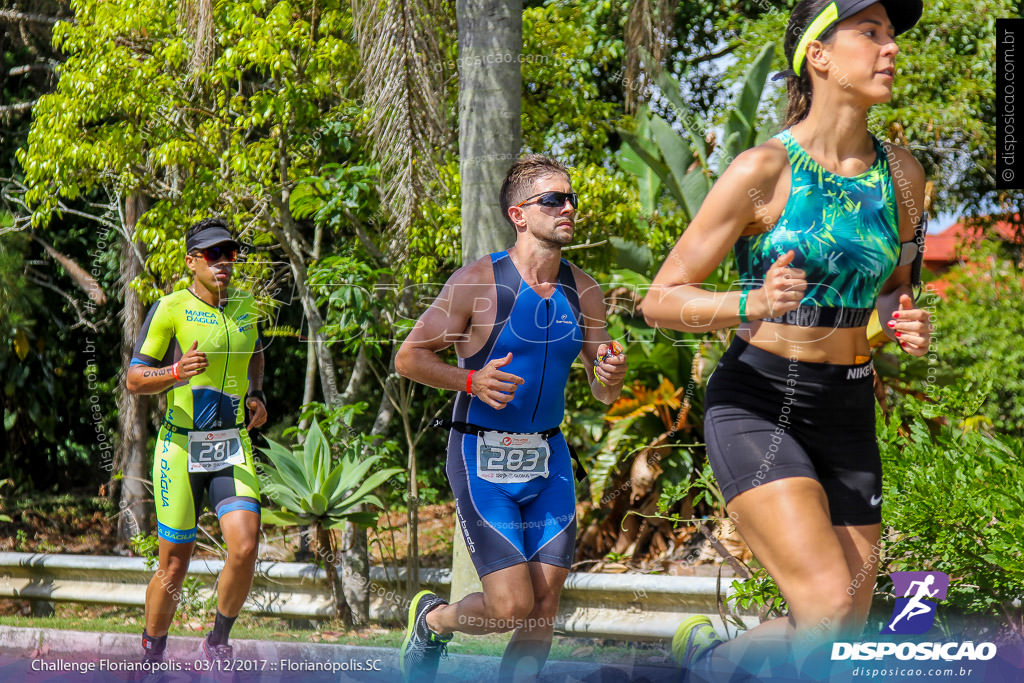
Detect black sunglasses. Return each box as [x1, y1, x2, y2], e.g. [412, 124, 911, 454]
[516, 191, 579, 210]
[192, 245, 237, 263]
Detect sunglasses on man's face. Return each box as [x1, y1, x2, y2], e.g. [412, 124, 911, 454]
[192, 245, 237, 263]
[516, 191, 579, 210]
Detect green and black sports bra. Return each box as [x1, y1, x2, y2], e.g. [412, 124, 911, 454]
[735, 130, 901, 328]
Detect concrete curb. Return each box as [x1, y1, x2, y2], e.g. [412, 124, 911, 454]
[0, 626, 678, 682]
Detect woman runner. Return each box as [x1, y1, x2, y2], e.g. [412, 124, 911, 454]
[642, 0, 931, 679]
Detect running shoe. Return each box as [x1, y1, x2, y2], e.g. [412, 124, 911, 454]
[136, 655, 190, 683]
[200, 633, 237, 683]
[135, 655, 164, 683]
[672, 615, 723, 676]
[400, 590, 453, 683]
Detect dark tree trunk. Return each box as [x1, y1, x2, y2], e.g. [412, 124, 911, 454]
[115, 194, 151, 543]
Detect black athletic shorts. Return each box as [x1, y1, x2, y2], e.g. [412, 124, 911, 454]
[704, 337, 882, 526]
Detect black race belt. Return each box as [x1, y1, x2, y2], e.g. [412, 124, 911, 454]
[162, 420, 245, 436]
[431, 418, 587, 481]
[430, 418, 560, 439]
[761, 306, 874, 328]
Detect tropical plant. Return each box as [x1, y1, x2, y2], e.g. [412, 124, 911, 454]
[570, 251, 717, 566]
[257, 419, 402, 624]
[914, 239, 1024, 436]
[569, 42, 779, 570]
[879, 380, 1024, 631]
[618, 42, 776, 222]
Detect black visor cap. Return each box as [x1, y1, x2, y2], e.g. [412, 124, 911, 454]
[839, 0, 923, 35]
[186, 224, 240, 252]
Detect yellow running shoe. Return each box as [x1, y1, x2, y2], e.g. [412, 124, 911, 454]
[400, 590, 452, 683]
[672, 615, 723, 670]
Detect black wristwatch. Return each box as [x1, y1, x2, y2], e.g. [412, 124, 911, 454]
[246, 389, 266, 407]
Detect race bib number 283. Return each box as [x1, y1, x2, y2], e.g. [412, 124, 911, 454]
[187, 429, 245, 473]
[476, 431, 550, 483]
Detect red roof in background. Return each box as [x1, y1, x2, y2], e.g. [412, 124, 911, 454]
[924, 218, 1022, 266]
[923, 216, 1024, 298]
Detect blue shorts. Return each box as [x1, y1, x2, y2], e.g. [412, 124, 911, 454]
[446, 429, 577, 577]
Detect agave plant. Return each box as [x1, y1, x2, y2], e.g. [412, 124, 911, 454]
[257, 419, 402, 621]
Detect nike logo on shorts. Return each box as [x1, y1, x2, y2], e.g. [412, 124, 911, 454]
[870, 494, 883, 507]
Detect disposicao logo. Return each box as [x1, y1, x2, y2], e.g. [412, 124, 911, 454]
[832, 571, 998, 663]
[882, 571, 948, 635]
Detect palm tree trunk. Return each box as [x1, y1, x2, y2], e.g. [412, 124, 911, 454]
[451, 0, 523, 603]
[457, 0, 522, 263]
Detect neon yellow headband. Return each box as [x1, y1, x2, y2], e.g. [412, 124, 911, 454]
[792, 2, 840, 77]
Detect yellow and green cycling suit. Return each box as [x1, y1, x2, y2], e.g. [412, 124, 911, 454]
[131, 287, 263, 543]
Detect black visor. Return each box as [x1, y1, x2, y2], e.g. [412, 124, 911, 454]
[185, 222, 240, 252]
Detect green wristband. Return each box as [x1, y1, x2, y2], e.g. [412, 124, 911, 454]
[738, 290, 750, 323]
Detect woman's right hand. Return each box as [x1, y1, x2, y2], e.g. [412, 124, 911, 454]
[752, 250, 807, 319]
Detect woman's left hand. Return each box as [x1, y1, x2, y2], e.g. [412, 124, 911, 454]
[887, 293, 931, 356]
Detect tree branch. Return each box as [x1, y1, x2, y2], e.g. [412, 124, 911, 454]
[687, 42, 739, 66]
[8, 63, 55, 77]
[0, 9, 62, 26]
[0, 101, 36, 116]
[25, 272, 102, 333]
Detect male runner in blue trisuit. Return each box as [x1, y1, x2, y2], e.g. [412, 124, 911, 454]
[395, 154, 627, 682]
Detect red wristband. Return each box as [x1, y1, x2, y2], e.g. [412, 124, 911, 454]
[466, 369, 475, 395]
[172, 362, 180, 381]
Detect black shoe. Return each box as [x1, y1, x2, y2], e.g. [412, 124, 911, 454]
[400, 590, 452, 683]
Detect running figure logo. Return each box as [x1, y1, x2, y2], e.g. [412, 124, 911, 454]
[881, 571, 949, 635]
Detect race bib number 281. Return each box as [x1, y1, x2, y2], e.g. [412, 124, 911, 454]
[476, 431, 550, 483]
[187, 429, 245, 473]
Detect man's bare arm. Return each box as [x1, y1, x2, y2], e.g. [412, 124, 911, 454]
[574, 268, 627, 405]
[395, 260, 524, 410]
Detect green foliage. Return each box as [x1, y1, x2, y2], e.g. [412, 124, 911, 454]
[19, 0, 363, 294]
[0, 227, 121, 489]
[519, 1, 686, 277]
[130, 533, 160, 570]
[408, 156, 462, 283]
[657, 460, 726, 516]
[0, 233, 40, 339]
[880, 381, 1024, 617]
[257, 419, 402, 530]
[522, 2, 624, 168]
[308, 253, 392, 356]
[618, 43, 776, 222]
[913, 241, 1024, 436]
[13, 0, 387, 478]
[727, 566, 786, 621]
